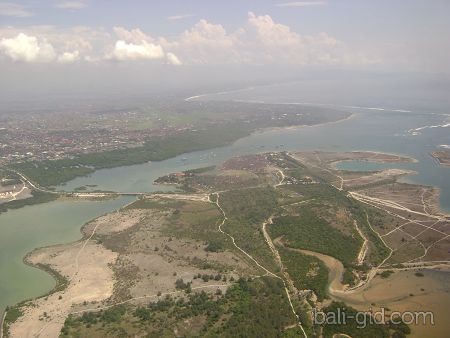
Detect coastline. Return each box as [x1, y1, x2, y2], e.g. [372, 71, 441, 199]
[0, 115, 355, 334]
[3, 107, 450, 336]
[398, 173, 449, 216]
[25, 196, 138, 294]
[0, 197, 137, 337]
[331, 154, 448, 218]
[0, 310, 5, 338]
[330, 152, 418, 170]
[430, 151, 450, 168]
[254, 111, 355, 134]
[2, 207, 127, 336]
[4, 149, 450, 336]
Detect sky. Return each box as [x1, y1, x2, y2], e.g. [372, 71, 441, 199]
[1, 0, 449, 70]
[0, 0, 450, 102]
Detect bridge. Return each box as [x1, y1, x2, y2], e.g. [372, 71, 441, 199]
[4, 169, 209, 202]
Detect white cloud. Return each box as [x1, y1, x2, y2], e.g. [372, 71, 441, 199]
[113, 26, 152, 44]
[57, 50, 79, 63]
[166, 52, 181, 65]
[55, 1, 87, 10]
[161, 19, 238, 64]
[0, 2, 32, 17]
[275, 1, 326, 7]
[0, 33, 55, 62]
[0, 13, 378, 66]
[159, 12, 363, 66]
[236, 12, 343, 65]
[111, 40, 165, 61]
[167, 14, 195, 21]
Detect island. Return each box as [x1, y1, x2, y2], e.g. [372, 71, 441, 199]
[431, 150, 450, 167]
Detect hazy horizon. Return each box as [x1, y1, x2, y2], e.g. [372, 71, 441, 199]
[1, 0, 450, 108]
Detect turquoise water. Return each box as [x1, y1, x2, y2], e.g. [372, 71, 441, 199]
[0, 197, 133, 313]
[1, 83, 449, 315]
[58, 109, 450, 212]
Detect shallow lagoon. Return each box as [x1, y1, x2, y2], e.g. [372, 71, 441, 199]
[0, 197, 133, 313]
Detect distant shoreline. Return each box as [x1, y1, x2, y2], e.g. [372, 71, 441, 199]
[255, 112, 355, 134]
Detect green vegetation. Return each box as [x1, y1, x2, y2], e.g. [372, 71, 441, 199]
[10, 124, 250, 187]
[155, 166, 218, 188]
[0, 190, 58, 214]
[3, 306, 23, 337]
[32, 263, 69, 294]
[174, 278, 192, 292]
[0, 177, 22, 186]
[163, 200, 227, 251]
[279, 247, 329, 301]
[280, 175, 390, 268]
[9, 103, 348, 188]
[321, 302, 410, 338]
[359, 207, 393, 266]
[184, 166, 216, 175]
[220, 186, 279, 224]
[204, 239, 224, 252]
[60, 277, 296, 337]
[388, 320, 411, 337]
[269, 209, 360, 267]
[218, 277, 295, 337]
[379, 270, 394, 279]
[10, 161, 94, 188]
[342, 269, 356, 286]
[219, 186, 281, 271]
[1, 260, 67, 337]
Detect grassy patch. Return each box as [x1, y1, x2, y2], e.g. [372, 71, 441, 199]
[379, 270, 394, 279]
[162, 200, 227, 251]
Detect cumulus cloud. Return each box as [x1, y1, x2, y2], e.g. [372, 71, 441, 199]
[0, 33, 55, 62]
[0, 26, 103, 61]
[167, 14, 195, 21]
[55, 1, 87, 10]
[0, 13, 378, 66]
[237, 12, 343, 65]
[159, 12, 365, 66]
[113, 26, 152, 44]
[57, 50, 79, 63]
[166, 52, 181, 65]
[161, 19, 238, 64]
[111, 40, 164, 61]
[0, 2, 32, 17]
